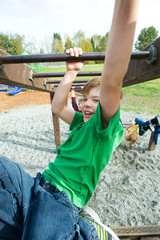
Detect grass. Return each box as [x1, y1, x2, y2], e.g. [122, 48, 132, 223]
[40, 64, 104, 73]
[40, 64, 160, 115]
[121, 79, 160, 114]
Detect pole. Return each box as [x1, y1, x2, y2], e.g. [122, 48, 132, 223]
[0, 51, 151, 64]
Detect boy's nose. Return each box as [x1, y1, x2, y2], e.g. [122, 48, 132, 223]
[84, 99, 92, 107]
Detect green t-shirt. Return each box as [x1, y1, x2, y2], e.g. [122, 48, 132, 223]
[42, 103, 123, 208]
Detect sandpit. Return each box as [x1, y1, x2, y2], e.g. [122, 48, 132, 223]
[0, 91, 160, 227]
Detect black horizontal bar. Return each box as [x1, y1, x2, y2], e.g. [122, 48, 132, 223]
[54, 83, 84, 87]
[0, 51, 151, 64]
[46, 79, 89, 84]
[33, 71, 102, 78]
[71, 87, 83, 92]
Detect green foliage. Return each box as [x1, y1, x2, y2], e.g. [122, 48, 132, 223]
[64, 34, 73, 50]
[91, 37, 95, 52]
[53, 33, 62, 40]
[0, 33, 24, 55]
[91, 33, 109, 52]
[72, 30, 93, 52]
[52, 32, 64, 53]
[135, 26, 158, 51]
[91, 35, 101, 52]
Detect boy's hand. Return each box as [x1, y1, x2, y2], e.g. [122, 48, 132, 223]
[66, 47, 84, 71]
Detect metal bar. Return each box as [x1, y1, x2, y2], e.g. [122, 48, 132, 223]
[46, 79, 89, 84]
[53, 83, 84, 87]
[33, 71, 102, 78]
[0, 51, 151, 64]
[73, 87, 83, 91]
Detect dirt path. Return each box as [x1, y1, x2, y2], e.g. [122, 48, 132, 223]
[0, 90, 51, 113]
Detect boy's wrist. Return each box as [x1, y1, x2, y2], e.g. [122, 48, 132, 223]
[65, 70, 79, 79]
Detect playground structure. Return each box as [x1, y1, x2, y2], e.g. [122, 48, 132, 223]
[0, 37, 160, 149]
[0, 38, 160, 238]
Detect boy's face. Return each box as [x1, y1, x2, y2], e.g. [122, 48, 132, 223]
[82, 87, 100, 122]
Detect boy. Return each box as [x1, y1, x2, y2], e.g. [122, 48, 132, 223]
[0, 1, 140, 239]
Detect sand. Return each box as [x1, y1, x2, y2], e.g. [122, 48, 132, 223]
[0, 96, 160, 228]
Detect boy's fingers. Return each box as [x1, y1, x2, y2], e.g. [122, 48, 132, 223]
[69, 48, 74, 56]
[73, 47, 79, 57]
[66, 47, 82, 57]
[66, 49, 70, 54]
[78, 48, 82, 56]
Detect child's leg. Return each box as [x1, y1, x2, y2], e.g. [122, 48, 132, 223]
[22, 184, 80, 239]
[22, 180, 99, 240]
[0, 156, 99, 239]
[0, 156, 35, 240]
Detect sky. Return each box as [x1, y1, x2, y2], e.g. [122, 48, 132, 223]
[1, 0, 160, 51]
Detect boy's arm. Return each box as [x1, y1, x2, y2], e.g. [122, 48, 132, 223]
[51, 47, 84, 125]
[100, 0, 140, 129]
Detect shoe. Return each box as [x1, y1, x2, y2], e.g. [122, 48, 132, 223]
[79, 206, 119, 240]
[135, 117, 150, 136]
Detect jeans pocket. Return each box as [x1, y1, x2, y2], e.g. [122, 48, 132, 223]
[0, 172, 22, 226]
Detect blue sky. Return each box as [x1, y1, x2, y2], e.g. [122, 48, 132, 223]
[1, 0, 160, 51]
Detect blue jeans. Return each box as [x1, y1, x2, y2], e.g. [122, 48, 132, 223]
[0, 156, 99, 240]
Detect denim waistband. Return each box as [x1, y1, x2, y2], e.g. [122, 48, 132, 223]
[40, 177, 60, 194]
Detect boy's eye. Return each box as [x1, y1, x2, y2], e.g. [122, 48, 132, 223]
[83, 98, 87, 102]
[93, 99, 99, 103]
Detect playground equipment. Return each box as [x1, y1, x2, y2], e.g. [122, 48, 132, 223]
[0, 37, 160, 150]
[0, 85, 13, 92]
[8, 86, 23, 95]
[0, 38, 160, 238]
[6, 51, 40, 96]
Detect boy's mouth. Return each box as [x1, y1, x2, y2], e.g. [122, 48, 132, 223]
[84, 111, 94, 118]
[84, 111, 93, 115]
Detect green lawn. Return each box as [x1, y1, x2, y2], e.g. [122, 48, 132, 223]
[121, 79, 160, 114]
[40, 64, 104, 73]
[40, 64, 160, 114]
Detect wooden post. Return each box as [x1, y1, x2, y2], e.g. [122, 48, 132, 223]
[111, 225, 160, 238]
[50, 93, 61, 149]
[140, 237, 160, 240]
[148, 130, 156, 151]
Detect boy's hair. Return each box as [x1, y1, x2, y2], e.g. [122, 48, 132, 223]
[82, 77, 123, 100]
[82, 78, 101, 95]
[78, 98, 83, 104]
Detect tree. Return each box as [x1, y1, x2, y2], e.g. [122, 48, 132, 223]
[64, 34, 73, 50]
[0, 33, 24, 55]
[52, 33, 64, 53]
[91, 35, 101, 52]
[91, 33, 109, 52]
[72, 30, 93, 52]
[82, 38, 93, 52]
[135, 26, 158, 51]
[91, 37, 95, 52]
